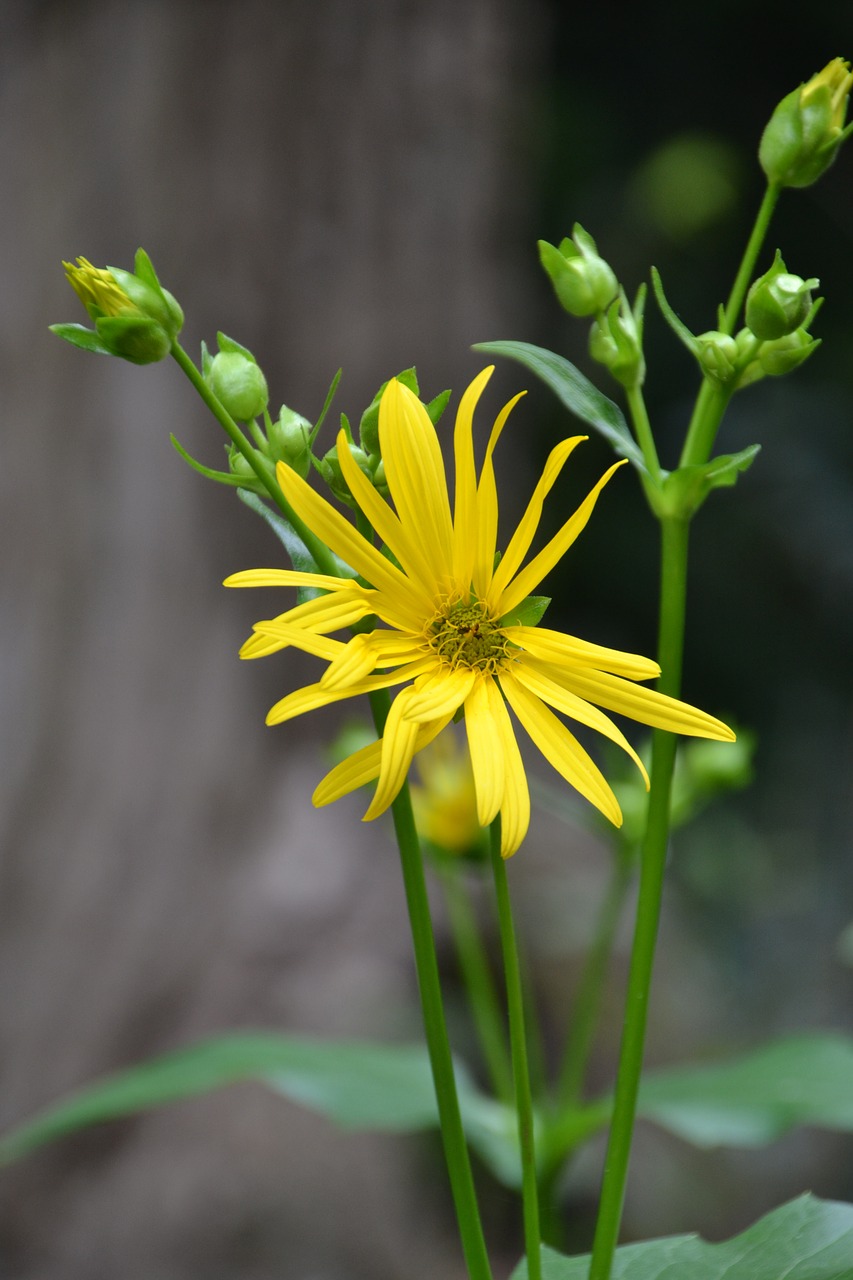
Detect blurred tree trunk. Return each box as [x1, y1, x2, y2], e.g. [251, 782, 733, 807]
[0, 2, 545, 1276]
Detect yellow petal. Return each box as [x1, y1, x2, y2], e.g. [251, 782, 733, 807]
[275, 460, 424, 628]
[473, 392, 526, 598]
[265, 659, 434, 725]
[242, 621, 345, 662]
[505, 626, 660, 680]
[379, 380, 454, 589]
[501, 672, 622, 826]
[499, 461, 626, 617]
[362, 687, 422, 821]
[487, 435, 587, 612]
[320, 631, 424, 691]
[224, 568, 355, 590]
[313, 715, 452, 807]
[491, 693, 530, 858]
[403, 665, 476, 722]
[558, 667, 736, 741]
[452, 367, 494, 590]
[464, 675, 505, 827]
[512, 659, 649, 787]
[336, 430, 443, 600]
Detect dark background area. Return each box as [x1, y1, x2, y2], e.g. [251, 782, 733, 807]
[1, 2, 852, 1277]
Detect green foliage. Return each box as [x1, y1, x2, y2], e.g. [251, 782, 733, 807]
[510, 1196, 853, 1279]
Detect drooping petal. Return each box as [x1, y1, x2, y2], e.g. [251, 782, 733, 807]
[486, 435, 587, 612]
[336, 430, 444, 601]
[362, 686, 422, 821]
[403, 665, 477, 722]
[452, 367, 494, 590]
[499, 460, 627, 616]
[473, 391, 526, 598]
[490, 692, 530, 858]
[512, 658, 649, 786]
[320, 631, 425, 691]
[379, 380, 454, 589]
[265, 658, 434, 725]
[554, 666, 736, 741]
[505, 625, 661, 680]
[463, 675, 505, 827]
[275, 461, 424, 627]
[313, 714, 452, 807]
[241, 621, 345, 662]
[501, 672, 623, 826]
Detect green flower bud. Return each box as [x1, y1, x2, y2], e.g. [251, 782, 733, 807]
[53, 253, 181, 364]
[757, 327, 821, 377]
[695, 330, 740, 384]
[226, 442, 267, 493]
[319, 442, 373, 507]
[206, 351, 269, 421]
[372, 458, 389, 498]
[759, 58, 853, 188]
[268, 405, 313, 479]
[538, 224, 618, 317]
[745, 250, 818, 340]
[588, 286, 646, 388]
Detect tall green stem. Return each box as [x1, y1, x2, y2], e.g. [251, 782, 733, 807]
[720, 182, 781, 337]
[369, 689, 493, 1280]
[587, 515, 689, 1280]
[490, 821, 542, 1280]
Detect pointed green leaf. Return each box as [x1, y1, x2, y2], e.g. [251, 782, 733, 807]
[169, 435, 252, 487]
[473, 340, 647, 472]
[510, 1195, 853, 1278]
[661, 444, 760, 517]
[500, 595, 550, 627]
[425, 387, 452, 426]
[0, 1033, 517, 1187]
[48, 323, 113, 356]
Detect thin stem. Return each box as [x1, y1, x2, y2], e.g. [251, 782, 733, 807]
[587, 515, 689, 1280]
[369, 688, 493, 1280]
[556, 852, 634, 1108]
[720, 182, 781, 336]
[490, 821, 542, 1280]
[436, 863, 514, 1106]
[624, 385, 662, 485]
[170, 341, 339, 578]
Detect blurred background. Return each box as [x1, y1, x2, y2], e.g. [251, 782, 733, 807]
[2, 1, 853, 1276]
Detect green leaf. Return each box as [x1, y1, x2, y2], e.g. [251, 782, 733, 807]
[170, 434, 255, 487]
[500, 595, 551, 628]
[237, 489, 354, 598]
[48, 322, 112, 356]
[660, 445, 760, 517]
[638, 1032, 853, 1148]
[0, 1033, 517, 1186]
[510, 1195, 853, 1278]
[425, 387, 452, 426]
[473, 340, 647, 473]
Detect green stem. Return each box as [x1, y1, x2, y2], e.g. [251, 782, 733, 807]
[369, 688, 493, 1280]
[624, 385, 662, 485]
[490, 821, 542, 1280]
[436, 863, 514, 1106]
[720, 182, 781, 337]
[556, 852, 634, 1108]
[170, 341, 338, 578]
[587, 515, 689, 1280]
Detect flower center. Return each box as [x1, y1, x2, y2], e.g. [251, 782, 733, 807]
[428, 599, 507, 673]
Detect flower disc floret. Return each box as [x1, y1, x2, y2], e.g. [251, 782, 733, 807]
[429, 599, 508, 673]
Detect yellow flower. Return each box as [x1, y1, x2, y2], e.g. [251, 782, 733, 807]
[410, 731, 483, 856]
[63, 257, 139, 319]
[226, 368, 734, 857]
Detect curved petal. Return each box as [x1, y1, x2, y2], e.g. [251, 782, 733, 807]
[555, 667, 736, 741]
[379, 380, 454, 589]
[452, 367, 494, 589]
[312, 714, 452, 807]
[512, 658, 649, 786]
[362, 686, 421, 821]
[487, 436, 587, 612]
[321, 631, 425, 691]
[505, 625, 660, 680]
[499, 461, 627, 616]
[490, 692, 530, 858]
[473, 391, 526, 598]
[463, 675, 505, 827]
[241, 621, 345, 662]
[265, 657, 434, 725]
[501, 672, 622, 826]
[403, 665, 476, 723]
[275, 461, 424, 627]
